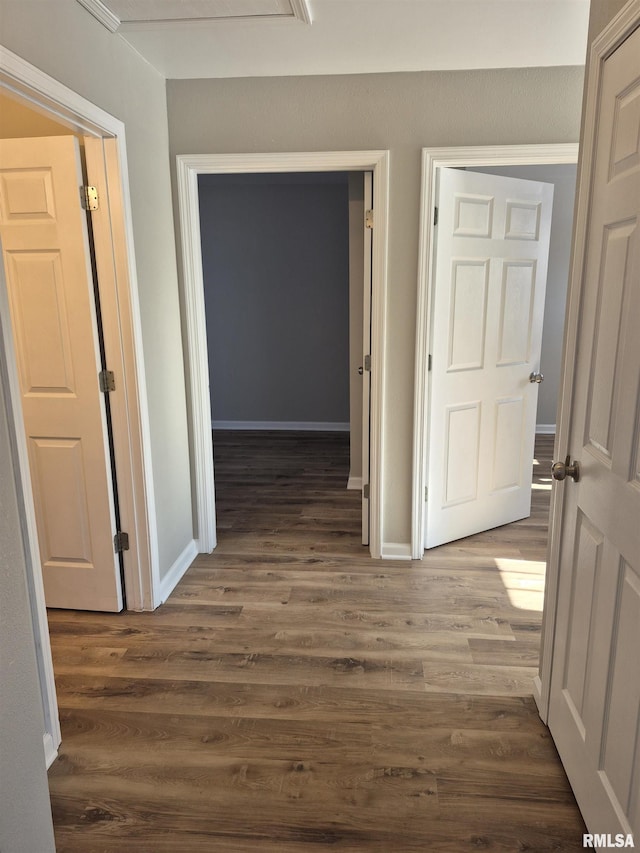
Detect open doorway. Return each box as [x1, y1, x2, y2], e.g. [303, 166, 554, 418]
[413, 143, 580, 718]
[198, 170, 367, 546]
[0, 120, 128, 613]
[176, 151, 390, 560]
[0, 53, 156, 767]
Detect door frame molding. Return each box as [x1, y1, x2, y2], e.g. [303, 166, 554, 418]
[545, 0, 640, 726]
[0, 46, 158, 763]
[176, 150, 390, 558]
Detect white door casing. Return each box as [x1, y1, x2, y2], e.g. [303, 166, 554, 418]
[176, 151, 389, 559]
[425, 167, 553, 548]
[547, 13, 640, 840]
[361, 171, 373, 545]
[0, 136, 123, 611]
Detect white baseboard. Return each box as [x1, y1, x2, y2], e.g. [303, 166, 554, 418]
[347, 475, 362, 490]
[43, 731, 58, 769]
[532, 674, 546, 721]
[380, 542, 413, 560]
[536, 424, 556, 435]
[212, 420, 350, 432]
[158, 539, 198, 605]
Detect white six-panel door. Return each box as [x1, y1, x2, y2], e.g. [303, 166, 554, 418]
[425, 167, 553, 548]
[0, 136, 123, 611]
[547, 20, 640, 839]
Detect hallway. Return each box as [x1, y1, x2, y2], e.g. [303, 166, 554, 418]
[47, 431, 585, 851]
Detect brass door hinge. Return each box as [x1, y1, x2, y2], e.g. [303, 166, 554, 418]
[82, 185, 99, 211]
[99, 369, 115, 393]
[365, 209, 374, 229]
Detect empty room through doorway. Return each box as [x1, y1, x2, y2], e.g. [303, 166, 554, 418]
[198, 171, 368, 546]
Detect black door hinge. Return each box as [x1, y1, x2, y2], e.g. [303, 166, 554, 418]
[114, 531, 129, 553]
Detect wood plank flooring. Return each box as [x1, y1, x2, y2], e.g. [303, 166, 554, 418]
[47, 430, 587, 851]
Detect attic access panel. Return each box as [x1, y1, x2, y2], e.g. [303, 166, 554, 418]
[77, 0, 312, 30]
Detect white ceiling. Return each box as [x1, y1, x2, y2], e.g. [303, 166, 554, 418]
[77, 0, 590, 80]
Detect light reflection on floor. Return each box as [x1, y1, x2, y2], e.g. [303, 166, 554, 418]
[494, 557, 546, 612]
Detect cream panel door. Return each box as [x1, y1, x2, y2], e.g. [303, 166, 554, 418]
[425, 167, 553, 548]
[0, 136, 123, 611]
[548, 23, 640, 838]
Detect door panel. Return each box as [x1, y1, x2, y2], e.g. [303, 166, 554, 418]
[548, 21, 640, 838]
[443, 401, 480, 506]
[6, 251, 75, 394]
[492, 397, 524, 491]
[448, 259, 488, 370]
[497, 260, 536, 365]
[30, 437, 95, 568]
[0, 136, 123, 611]
[425, 167, 554, 548]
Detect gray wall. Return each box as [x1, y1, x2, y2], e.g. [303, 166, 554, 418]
[199, 173, 349, 426]
[588, 0, 630, 42]
[0, 0, 193, 577]
[469, 163, 578, 428]
[167, 66, 584, 547]
[0, 343, 55, 852]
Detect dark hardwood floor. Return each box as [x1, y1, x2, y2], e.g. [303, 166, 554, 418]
[47, 430, 587, 851]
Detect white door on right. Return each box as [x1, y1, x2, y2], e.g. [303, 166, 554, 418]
[425, 167, 553, 548]
[548, 20, 640, 839]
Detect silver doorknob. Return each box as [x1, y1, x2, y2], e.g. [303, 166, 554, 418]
[551, 456, 580, 482]
[358, 366, 363, 375]
[529, 372, 544, 383]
